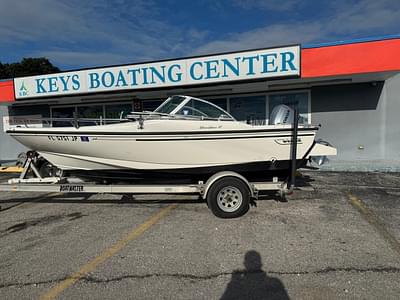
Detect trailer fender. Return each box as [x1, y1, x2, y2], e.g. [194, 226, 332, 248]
[201, 171, 254, 200]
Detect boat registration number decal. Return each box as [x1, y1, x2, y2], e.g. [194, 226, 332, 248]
[47, 135, 90, 142]
[60, 185, 84, 192]
[48, 135, 78, 142]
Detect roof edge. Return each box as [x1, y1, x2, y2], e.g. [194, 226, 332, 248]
[303, 34, 400, 49]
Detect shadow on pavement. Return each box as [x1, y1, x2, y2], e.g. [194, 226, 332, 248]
[220, 250, 290, 300]
[0, 193, 204, 205]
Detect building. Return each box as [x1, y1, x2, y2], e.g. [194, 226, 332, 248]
[1, 36, 400, 171]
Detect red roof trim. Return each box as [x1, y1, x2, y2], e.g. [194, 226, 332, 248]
[301, 39, 400, 78]
[0, 80, 15, 103]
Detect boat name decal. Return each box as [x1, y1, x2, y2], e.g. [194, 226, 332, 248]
[59, 185, 84, 192]
[199, 125, 223, 129]
[274, 138, 302, 145]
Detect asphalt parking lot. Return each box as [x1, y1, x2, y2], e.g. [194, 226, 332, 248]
[0, 171, 399, 300]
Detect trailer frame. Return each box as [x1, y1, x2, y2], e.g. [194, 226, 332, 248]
[0, 156, 290, 218]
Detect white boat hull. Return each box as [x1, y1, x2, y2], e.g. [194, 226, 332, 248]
[6, 111, 338, 183]
[9, 123, 317, 171]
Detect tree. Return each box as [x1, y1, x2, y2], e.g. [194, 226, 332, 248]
[0, 62, 10, 79]
[0, 58, 60, 80]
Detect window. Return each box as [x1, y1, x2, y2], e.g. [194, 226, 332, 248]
[269, 92, 309, 124]
[133, 99, 143, 112]
[77, 105, 103, 126]
[51, 107, 75, 127]
[78, 105, 103, 119]
[51, 101, 134, 127]
[230, 96, 266, 125]
[143, 100, 163, 112]
[206, 98, 228, 111]
[105, 104, 133, 119]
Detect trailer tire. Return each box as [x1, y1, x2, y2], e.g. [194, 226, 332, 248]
[207, 177, 250, 218]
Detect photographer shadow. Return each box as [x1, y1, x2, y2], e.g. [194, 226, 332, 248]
[220, 250, 290, 300]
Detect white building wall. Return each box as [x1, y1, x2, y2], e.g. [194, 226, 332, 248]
[383, 74, 400, 162]
[312, 76, 400, 171]
[0, 106, 26, 163]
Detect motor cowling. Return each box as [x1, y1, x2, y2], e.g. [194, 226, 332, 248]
[269, 104, 294, 125]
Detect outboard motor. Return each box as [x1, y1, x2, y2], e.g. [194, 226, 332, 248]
[269, 104, 294, 125]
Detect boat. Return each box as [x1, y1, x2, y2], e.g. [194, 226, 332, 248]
[5, 95, 336, 183]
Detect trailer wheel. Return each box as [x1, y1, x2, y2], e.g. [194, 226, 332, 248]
[207, 177, 250, 218]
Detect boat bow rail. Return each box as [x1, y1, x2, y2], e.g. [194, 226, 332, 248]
[3, 116, 129, 131]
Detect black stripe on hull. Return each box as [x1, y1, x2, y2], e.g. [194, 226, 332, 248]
[9, 133, 314, 142]
[135, 134, 314, 141]
[6, 126, 318, 136]
[66, 160, 306, 184]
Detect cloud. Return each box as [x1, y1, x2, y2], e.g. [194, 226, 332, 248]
[328, 0, 400, 34]
[33, 51, 130, 68]
[192, 0, 400, 55]
[0, 0, 209, 68]
[232, 0, 300, 11]
[0, 1, 82, 42]
[0, 0, 398, 70]
[192, 22, 324, 55]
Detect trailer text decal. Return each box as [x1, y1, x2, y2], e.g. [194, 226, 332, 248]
[60, 185, 84, 192]
[14, 46, 300, 99]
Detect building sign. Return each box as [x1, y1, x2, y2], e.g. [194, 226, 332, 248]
[14, 45, 300, 99]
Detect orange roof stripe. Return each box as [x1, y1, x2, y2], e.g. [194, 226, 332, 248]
[302, 39, 400, 78]
[0, 80, 15, 103]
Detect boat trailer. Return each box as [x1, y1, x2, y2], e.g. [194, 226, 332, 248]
[0, 154, 290, 218]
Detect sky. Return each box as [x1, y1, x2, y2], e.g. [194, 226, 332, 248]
[0, 0, 399, 71]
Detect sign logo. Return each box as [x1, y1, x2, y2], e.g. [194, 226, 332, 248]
[18, 81, 28, 97]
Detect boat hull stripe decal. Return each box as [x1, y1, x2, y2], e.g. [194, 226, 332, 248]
[6, 127, 318, 136]
[135, 134, 314, 141]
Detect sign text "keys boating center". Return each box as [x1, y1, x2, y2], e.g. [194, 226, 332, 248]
[14, 46, 300, 99]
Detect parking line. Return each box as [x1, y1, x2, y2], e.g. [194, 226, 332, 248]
[39, 204, 177, 300]
[347, 193, 400, 256]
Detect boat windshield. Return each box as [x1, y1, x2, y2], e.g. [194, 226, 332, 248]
[154, 96, 235, 120]
[154, 96, 186, 114]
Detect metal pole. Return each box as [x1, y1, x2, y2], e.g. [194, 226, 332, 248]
[289, 108, 299, 189]
[73, 111, 79, 129]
